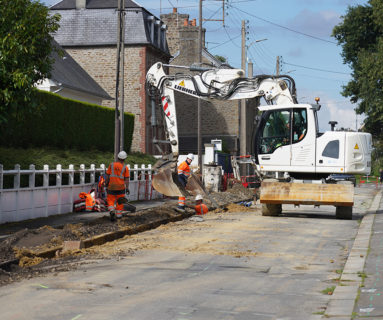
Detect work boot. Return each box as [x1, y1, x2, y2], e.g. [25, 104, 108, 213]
[109, 210, 116, 222]
[175, 206, 185, 213]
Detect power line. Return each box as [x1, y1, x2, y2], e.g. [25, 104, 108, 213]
[230, 5, 338, 45]
[223, 25, 241, 48]
[210, 29, 241, 49]
[292, 72, 350, 83]
[284, 62, 350, 75]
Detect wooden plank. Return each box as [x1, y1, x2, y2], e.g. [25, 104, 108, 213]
[260, 182, 354, 206]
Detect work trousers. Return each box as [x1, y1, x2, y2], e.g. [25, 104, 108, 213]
[107, 193, 125, 216]
[178, 196, 185, 208]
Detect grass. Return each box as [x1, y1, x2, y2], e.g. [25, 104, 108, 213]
[321, 286, 336, 295]
[0, 146, 157, 170]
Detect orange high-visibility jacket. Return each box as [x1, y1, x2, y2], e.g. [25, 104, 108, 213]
[178, 161, 190, 177]
[106, 162, 129, 191]
[195, 203, 208, 215]
[79, 191, 95, 211]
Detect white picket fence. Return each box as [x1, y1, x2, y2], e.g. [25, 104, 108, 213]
[0, 163, 163, 224]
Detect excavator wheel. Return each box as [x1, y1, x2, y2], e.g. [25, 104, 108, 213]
[335, 181, 353, 220]
[335, 206, 352, 220]
[261, 178, 282, 216]
[262, 203, 282, 216]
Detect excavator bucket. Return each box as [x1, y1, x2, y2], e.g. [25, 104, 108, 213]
[152, 166, 185, 197]
[260, 181, 354, 206]
[186, 173, 208, 197]
[151, 156, 214, 200]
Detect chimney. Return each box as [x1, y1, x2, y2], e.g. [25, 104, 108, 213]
[191, 19, 196, 26]
[183, 18, 189, 26]
[76, 0, 86, 9]
[173, 7, 177, 13]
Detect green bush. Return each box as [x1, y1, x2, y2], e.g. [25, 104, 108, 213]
[0, 90, 134, 152]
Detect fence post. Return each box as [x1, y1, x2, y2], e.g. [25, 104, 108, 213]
[28, 165, 36, 217]
[14, 164, 20, 189]
[0, 164, 3, 190]
[43, 164, 49, 187]
[80, 164, 85, 185]
[56, 164, 62, 187]
[56, 164, 62, 213]
[69, 164, 74, 185]
[0, 164, 2, 217]
[148, 164, 153, 200]
[133, 164, 139, 200]
[90, 164, 95, 184]
[141, 164, 148, 200]
[43, 164, 49, 217]
[29, 164, 35, 188]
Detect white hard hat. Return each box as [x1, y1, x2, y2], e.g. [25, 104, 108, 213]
[195, 194, 203, 201]
[118, 151, 128, 160]
[187, 153, 194, 161]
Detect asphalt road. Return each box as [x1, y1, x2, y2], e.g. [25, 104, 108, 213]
[0, 187, 377, 320]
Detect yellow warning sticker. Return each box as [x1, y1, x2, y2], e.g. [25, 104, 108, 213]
[354, 143, 359, 150]
[179, 80, 185, 87]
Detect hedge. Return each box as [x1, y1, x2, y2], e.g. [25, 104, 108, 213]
[0, 90, 135, 152]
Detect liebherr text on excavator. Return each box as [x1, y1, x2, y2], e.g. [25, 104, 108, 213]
[146, 62, 372, 219]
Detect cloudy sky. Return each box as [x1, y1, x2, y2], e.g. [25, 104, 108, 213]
[43, 0, 369, 132]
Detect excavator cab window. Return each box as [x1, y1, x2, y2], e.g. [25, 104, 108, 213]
[258, 109, 291, 154]
[292, 108, 307, 143]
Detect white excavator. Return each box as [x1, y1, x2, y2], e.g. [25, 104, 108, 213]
[146, 62, 372, 219]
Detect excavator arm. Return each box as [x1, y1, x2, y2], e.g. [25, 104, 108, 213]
[146, 62, 297, 197]
[146, 62, 297, 156]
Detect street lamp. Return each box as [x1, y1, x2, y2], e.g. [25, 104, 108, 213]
[246, 38, 267, 63]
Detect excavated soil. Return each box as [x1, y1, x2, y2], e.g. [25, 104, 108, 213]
[0, 184, 256, 286]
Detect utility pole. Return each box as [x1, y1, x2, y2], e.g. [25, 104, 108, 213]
[119, 0, 126, 153]
[276, 55, 280, 76]
[240, 20, 246, 157]
[198, 0, 203, 172]
[114, 0, 124, 161]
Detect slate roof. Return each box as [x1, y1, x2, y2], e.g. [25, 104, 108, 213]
[51, 0, 140, 9]
[50, 41, 112, 100]
[50, 0, 170, 55]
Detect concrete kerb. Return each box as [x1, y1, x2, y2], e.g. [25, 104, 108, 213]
[323, 190, 383, 319]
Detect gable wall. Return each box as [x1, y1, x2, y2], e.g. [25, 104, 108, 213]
[65, 46, 168, 153]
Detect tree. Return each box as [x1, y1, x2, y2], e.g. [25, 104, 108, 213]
[332, 0, 383, 138]
[0, 0, 60, 124]
[214, 55, 227, 64]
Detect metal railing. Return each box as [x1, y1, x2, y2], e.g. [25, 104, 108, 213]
[0, 163, 162, 223]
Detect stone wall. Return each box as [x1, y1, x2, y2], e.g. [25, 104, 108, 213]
[64, 46, 168, 153]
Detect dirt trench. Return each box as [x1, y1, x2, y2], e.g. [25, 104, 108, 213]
[0, 184, 256, 286]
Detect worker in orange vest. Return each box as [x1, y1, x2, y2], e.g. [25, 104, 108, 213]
[175, 153, 194, 213]
[194, 194, 208, 215]
[105, 151, 130, 221]
[78, 190, 96, 212]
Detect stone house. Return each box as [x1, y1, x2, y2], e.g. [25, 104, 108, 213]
[161, 9, 258, 155]
[37, 41, 113, 105]
[50, 0, 171, 154]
